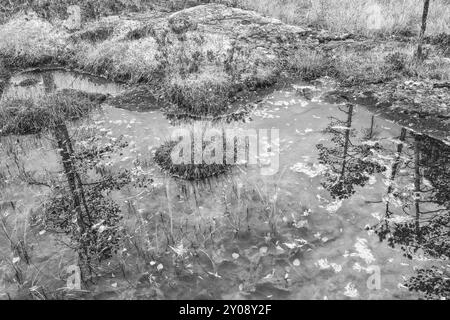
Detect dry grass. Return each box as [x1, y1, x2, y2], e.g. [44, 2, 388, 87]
[0, 13, 68, 68]
[286, 47, 336, 80]
[406, 56, 450, 80]
[167, 66, 233, 114]
[232, 0, 450, 36]
[74, 37, 160, 82]
[288, 42, 450, 83]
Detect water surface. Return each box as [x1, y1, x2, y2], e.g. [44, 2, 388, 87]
[1, 71, 448, 300]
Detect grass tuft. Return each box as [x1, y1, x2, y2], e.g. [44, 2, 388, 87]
[154, 140, 231, 180]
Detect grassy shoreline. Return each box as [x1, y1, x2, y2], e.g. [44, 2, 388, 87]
[0, 1, 449, 136]
[1, 1, 449, 301]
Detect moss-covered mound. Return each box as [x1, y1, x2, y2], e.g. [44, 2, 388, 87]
[154, 140, 231, 180]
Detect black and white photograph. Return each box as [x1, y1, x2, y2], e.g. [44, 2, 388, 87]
[0, 0, 449, 305]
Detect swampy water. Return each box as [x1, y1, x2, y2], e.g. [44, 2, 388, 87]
[1, 70, 448, 299]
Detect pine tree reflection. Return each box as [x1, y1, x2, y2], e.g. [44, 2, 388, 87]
[316, 104, 385, 200]
[374, 130, 449, 299]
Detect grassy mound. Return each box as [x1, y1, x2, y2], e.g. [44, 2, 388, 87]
[0, 89, 104, 136]
[166, 68, 234, 115]
[0, 0, 157, 24]
[154, 140, 231, 180]
[0, 13, 68, 68]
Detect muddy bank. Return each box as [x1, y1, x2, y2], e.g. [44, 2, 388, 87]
[325, 79, 450, 142]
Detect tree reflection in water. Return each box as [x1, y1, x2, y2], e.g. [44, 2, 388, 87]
[374, 131, 449, 299]
[317, 104, 449, 299]
[316, 103, 385, 200]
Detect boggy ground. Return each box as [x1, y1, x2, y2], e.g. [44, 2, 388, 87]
[1, 2, 449, 137]
[0, 0, 449, 300]
[0, 4, 313, 113]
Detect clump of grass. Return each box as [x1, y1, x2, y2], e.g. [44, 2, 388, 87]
[384, 51, 409, 72]
[286, 45, 395, 84]
[0, 89, 103, 136]
[406, 56, 450, 81]
[287, 47, 337, 81]
[0, 13, 68, 68]
[166, 67, 234, 115]
[286, 42, 450, 84]
[334, 47, 391, 84]
[154, 139, 231, 180]
[159, 30, 279, 114]
[330, 44, 416, 85]
[426, 33, 450, 56]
